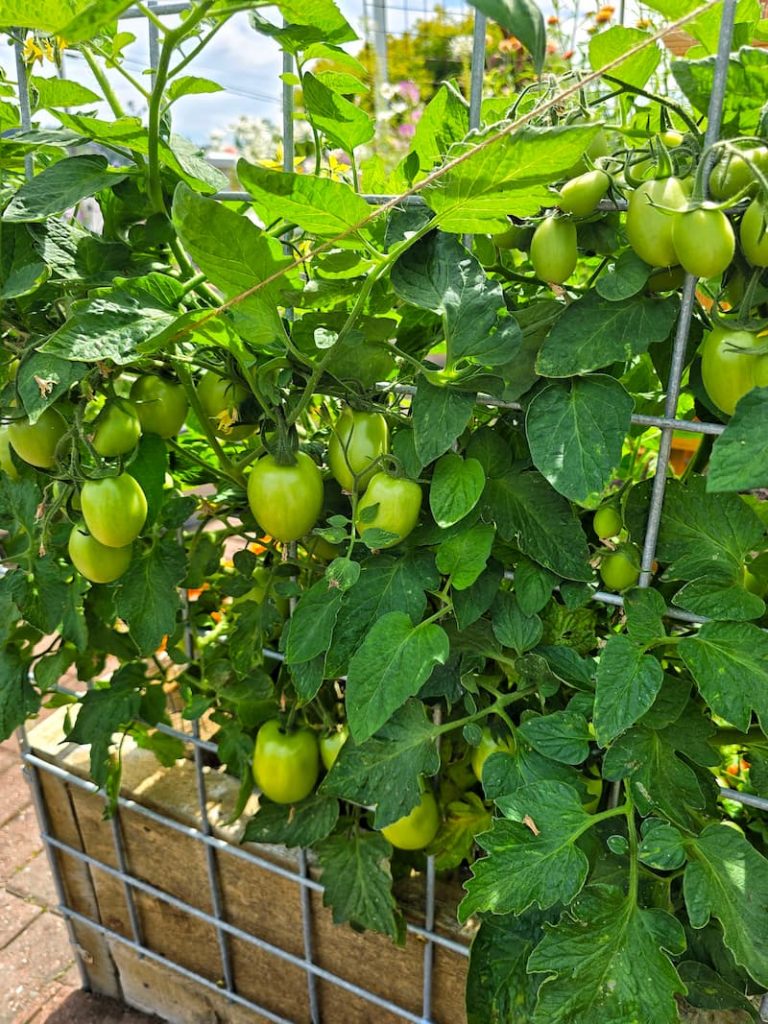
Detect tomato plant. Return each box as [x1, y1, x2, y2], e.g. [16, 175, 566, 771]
[2, 5, 768, 1024]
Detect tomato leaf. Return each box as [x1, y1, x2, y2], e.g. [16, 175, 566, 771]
[67, 665, 145, 788]
[325, 551, 436, 676]
[483, 468, 592, 581]
[171, 183, 290, 346]
[518, 711, 591, 766]
[423, 125, 602, 231]
[672, 572, 765, 621]
[466, 0, 545, 74]
[594, 635, 664, 746]
[0, 649, 38, 742]
[589, 26, 661, 89]
[0, 221, 49, 300]
[514, 557, 557, 616]
[537, 292, 679, 377]
[436, 523, 496, 590]
[316, 831, 403, 941]
[284, 580, 343, 664]
[491, 591, 543, 655]
[466, 911, 556, 1024]
[638, 819, 687, 871]
[429, 453, 485, 528]
[604, 707, 718, 831]
[346, 611, 449, 743]
[242, 793, 339, 848]
[526, 375, 634, 503]
[685, 824, 768, 987]
[453, 560, 504, 629]
[412, 381, 476, 466]
[707, 387, 768, 493]
[115, 537, 187, 656]
[623, 587, 667, 645]
[320, 699, 440, 828]
[238, 160, 373, 242]
[249, 0, 357, 52]
[459, 781, 592, 921]
[680, 620, 768, 733]
[528, 886, 686, 1024]
[302, 73, 374, 153]
[672, 48, 768, 134]
[4, 155, 127, 222]
[595, 249, 651, 302]
[404, 83, 469, 181]
[427, 793, 491, 872]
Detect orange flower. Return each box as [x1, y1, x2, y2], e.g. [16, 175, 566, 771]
[636, 18, 652, 29]
[547, 15, 559, 25]
[596, 4, 615, 23]
[563, 49, 575, 60]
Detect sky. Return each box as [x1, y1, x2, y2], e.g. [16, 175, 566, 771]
[1, 1, 641, 149]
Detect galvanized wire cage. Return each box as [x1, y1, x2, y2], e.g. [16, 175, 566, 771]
[10, 0, 768, 1021]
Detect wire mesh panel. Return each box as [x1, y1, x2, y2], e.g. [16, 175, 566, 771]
[9, 0, 768, 1022]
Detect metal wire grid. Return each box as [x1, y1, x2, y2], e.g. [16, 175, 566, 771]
[9, 1, 768, 1022]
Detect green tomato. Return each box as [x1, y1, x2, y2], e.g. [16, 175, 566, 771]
[701, 325, 768, 416]
[68, 523, 133, 584]
[197, 371, 256, 440]
[558, 169, 611, 217]
[328, 406, 389, 492]
[130, 375, 188, 438]
[739, 198, 768, 268]
[671, 207, 735, 279]
[566, 130, 609, 178]
[381, 790, 439, 851]
[355, 472, 421, 548]
[492, 223, 530, 251]
[646, 266, 686, 292]
[92, 398, 142, 457]
[8, 406, 67, 469]
[81, 473, 148, 548]
[593, 505, 622, 540]
[301, 534, 340, 563]
[471, 728, 515, 783]
[626, 177, 688, 267]
[0, 426, 19, 479]
[599, 545, 641, 592]
[709, 147, 768, 201]
[247, 452, 324, 543]
[320, 726, 349, 771]
[252, 719, 319, 804]
[530, 217, 578, 285]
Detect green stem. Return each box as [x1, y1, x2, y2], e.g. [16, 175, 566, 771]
[625, 786, 639, 906]
[287, 216, 438, 426]
[169, 20, 227, 78]
[169, 239, 222, 305]
[435, 687, 537, 736]
[146, 1, 216, 212]
[135, 2, 167, 31]
[91, 44, 151, 101]
[170, 360, 242, 483]
[82, 48, 126, 119]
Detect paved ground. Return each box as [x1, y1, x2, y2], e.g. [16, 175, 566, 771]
[0, 733, 160, 1024]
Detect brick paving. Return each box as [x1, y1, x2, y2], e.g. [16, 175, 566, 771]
[0, 734, 161, 1024]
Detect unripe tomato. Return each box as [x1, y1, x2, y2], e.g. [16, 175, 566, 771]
[599, 545, 641, 591]
[626, 177, 687, 267]
[0, 426, 19, 479]
[566, 130, 609, 178]
[558, 169, 611, 217]
[530, 218, 578, 284]
[671, 207, 735, 279]
[92, 398, 142, 457]
[471, 728, 515, 782]
[130, 375, 188, 438]
[355, 472, 421, 548]
[493, 223, 530, 251]
[197, 371, 256, 440]
[381, 790, 439, 851]
[320, 725, 349, 771]
[646, 266, 686, 292]
[247, 452, 324, 543]
[593, 505, 622, 540]
[81, 473, 148, 548]
[709, 147, 768, 201]
[68, 523, 133, 584]
[328, 407, 389, 492]
[8, 407, 67, 469]
[232, 567, 289, 617]
[252, 719, 319, 804]
[700, 325, 768, 416]
[301, 534, 340, 563]
[739, 198, 768, 267]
